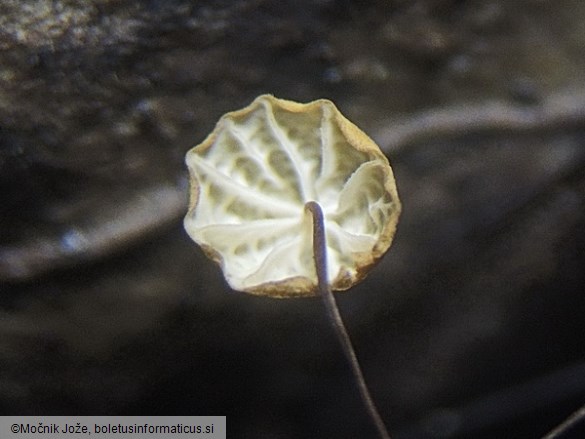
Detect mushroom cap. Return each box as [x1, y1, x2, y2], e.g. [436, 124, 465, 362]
[184, 94, 401, 297]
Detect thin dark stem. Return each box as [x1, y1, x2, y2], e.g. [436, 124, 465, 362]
[542, 403, 585, 439]
[305, 201, 391, 439]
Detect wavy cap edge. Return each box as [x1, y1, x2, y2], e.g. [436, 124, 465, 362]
[184, 94, 401, 298]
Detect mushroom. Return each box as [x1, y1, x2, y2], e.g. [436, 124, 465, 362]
[184, 94, 401, 438]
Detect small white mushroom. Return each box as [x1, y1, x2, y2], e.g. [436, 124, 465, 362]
[184, 94, 401, 439]
[184, 94, 401, 297]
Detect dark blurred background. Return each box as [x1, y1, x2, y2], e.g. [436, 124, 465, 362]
[1, 1, 585, 437]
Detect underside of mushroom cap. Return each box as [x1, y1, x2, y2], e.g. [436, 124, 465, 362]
[184, 94, 401, 297]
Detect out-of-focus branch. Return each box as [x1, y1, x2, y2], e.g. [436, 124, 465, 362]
[374, 88, 585, 153]
[0, 183, 187, 282]
[543, 403, 585, 439]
